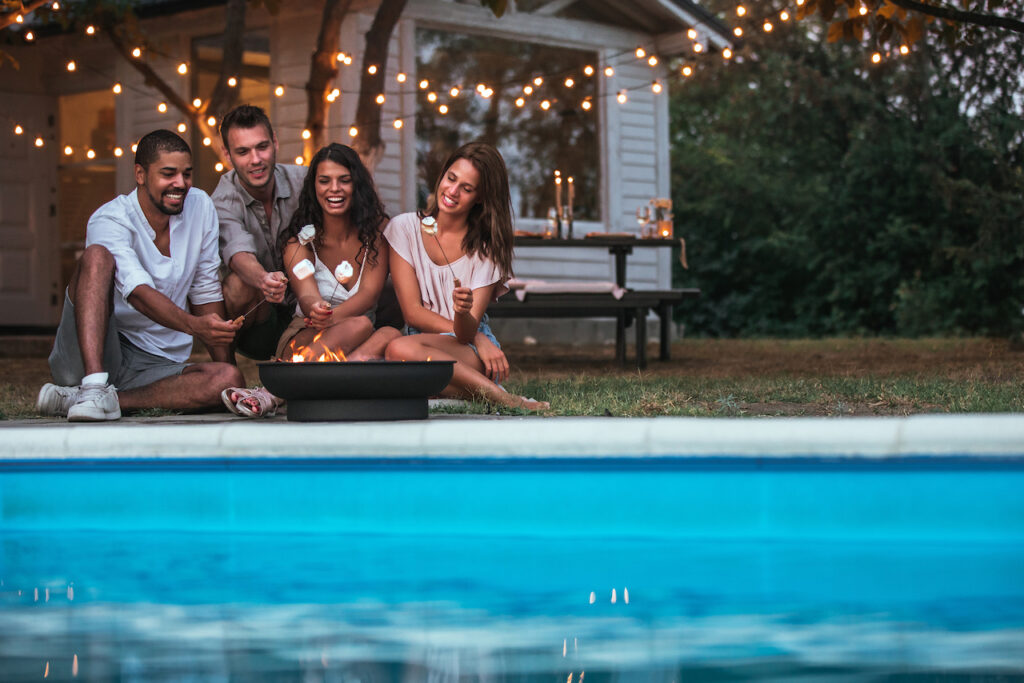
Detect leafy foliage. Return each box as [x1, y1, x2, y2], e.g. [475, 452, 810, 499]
[671, 5, 1024, 337]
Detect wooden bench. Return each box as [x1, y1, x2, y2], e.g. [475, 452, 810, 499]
[488, 288, 701, 368]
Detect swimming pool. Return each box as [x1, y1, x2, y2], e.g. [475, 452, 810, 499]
[2, 416, 1023, 680]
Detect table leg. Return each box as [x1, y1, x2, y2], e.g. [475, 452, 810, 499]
[609, 245, 633, 288]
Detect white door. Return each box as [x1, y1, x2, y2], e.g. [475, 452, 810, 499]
[0, 93, 60, 325]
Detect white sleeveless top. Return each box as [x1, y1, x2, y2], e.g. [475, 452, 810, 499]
[293, 249, 367, 316]
[384, 212, 508, 322]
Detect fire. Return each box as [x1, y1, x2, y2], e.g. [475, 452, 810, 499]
[282, 337, 348, 363]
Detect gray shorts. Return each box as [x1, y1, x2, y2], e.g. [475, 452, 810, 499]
[49, 291, 189, 390]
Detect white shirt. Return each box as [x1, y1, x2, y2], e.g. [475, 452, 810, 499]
[85, 187, 223, 362]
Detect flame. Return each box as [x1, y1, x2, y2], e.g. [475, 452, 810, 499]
[282, 337, 347, 363]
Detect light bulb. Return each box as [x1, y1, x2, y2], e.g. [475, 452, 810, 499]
[349, 126, 358, 137]
[604, 66, 614, 77]
[397, 72, 407, 83]
[564, 77, 574, 88]
[515, 97, 525, 107]
[202, 137, 211, 146]
[367, 65, 377, 75]
[34, 137, 44, 147]
[427, 92, 437, 102]
[227, 77, 237, 87]
[177, 123, 187, 133]
[85, 25, 95, 35]
[177, 63, 188, 75]
[192, 98, 202, 108]
[13, 125, 23, 135]
[635, 47, 646, 58]
[131, 47, 142, 58]
[734, 27, 744, 36]
[616, 91, 627, 104]
[540, 99, 551, 110]
[584, 65, 594, 76]
[157, 102, 167, 113]
[533, 76, 543, 86]
[736, 5, 746, 16]
[581, 100, 592, 111]
[763, 21, 773, 32]
[450, 87, 460, 97]
[114, 147, 123, 157]
[66, 60, 76, 72]
[86, 149, 96, 159]
[688, 28, 698, 39]
[652, 81, 662, 93]
[131, 144, 137, 153]
[301, 129, 311, 140]
[871, 52, 882, 63]
[648, 55, 658, 66]
[64, 145, 73, 156]
[393, 119, 403, 129]
[336, 52, 347, 63]
[438, 104, 448, 114]
[523, 85, 533, 95]
[294, 156, 303, 165]
[723, 48, 733, 59]
[215, 162, 224, 172]
[419, 79, 428, 89]
[899, 45, 909, 55]
[25, 31, 34, 41]
[682, 65, 693, 76]
[780, 10, 790, 20]
[375, 93, 385, 104]
[113, 83, 122, 94]
[207, 116, 216, 126]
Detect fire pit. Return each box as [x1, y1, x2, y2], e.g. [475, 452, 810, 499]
[258, 360, 455, 422]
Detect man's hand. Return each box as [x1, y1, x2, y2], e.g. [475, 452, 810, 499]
[190, 313, 238, 347]
[307, 300, 333, 329]
[452, 277, 473, 315]
[475, 334, 509, 384]
[261, 271, 288, 303]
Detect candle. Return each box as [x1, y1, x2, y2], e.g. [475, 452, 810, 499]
[567, 177, 574, 215]
[555, 176, 563, 217]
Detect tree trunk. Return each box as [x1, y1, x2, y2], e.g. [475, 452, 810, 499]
[304, 0, 355, 160]
[352, 0, 408, 172]
[204, 0, 247, 123]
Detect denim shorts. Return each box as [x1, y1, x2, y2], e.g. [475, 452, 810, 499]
[407, 314, 500, 355]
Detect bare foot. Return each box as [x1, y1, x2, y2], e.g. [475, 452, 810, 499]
[516, 396, 550, 411]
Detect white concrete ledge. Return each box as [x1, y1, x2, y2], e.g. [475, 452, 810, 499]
[0, 414, 1022, 461]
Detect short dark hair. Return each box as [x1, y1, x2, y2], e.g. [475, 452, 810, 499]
[219, 104, 275, 150]
[134, 129, 191, 168]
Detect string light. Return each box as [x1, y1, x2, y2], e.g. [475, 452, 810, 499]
[349, 126, 358, 136]
[301, 129, 311, 139]
[63, 145, 73, 156]
[581, 99, 592, 111]
[533, 76, 543, 86]
[393, 119, 403, 129]
[337, 52, 347, 63]
[723, 48, 733, 59]
[202, 136, 211, 146]
[86, 149, 96, 159]
[293, 156, 303, 165]
[177, 63, 188, 75]
[635, 47, 646, 58]
[694, 43, 704, 52]
[523, 85, 534, 95]
[515, 97, 525, 107]
[899, 44, 909, 55]
[367, 65, 377, 75]
[450, 86, 460, 97]
[112, 83, 122, 94]
[131, 47, 142, 58]
[418, 79, 429, 89]
[24, 31, 34, 41]
[763, 21, 773, 31]
[177, 123, 187, 133]
[215, 162, 225, 172]
[734, 27, 743, 37]
[616, 90, 627, 103]
[583, 65, 594, 76]
[604, 66, 614, 77]
[796, 0, 805, 4]
[687, 28, 698, 40]
[871, 52, 882, 63]
[157, 102, 167, 113]
[648, 55, 658, 66]
[480, 87, 493, 98]
[14, 13, 23, 23]
[681, 65, 693, 76]
[114, 147, 123, 157]
[13, 125, 23, 135]
[780, 10, 790, 21]
[652, 81, 663, 93]
[859, 4, 868, 15]
[427, 92, 438, 102]
[375, 93, 385, 104]
[227, 77, 237, 87]
[85, 25, 95, 35]
[274, 85, 285, 96]
[397, 72, 407, 83]
[192, 97, 202, 108]
[66, 60, 76, 72]
[206, 116, 216, 126]
[34, 137, 44, 147]
[131, 144, 138, 153]
[540, 99, 551, 110]
[343, 55, 352, 65]
[51, 2, 59, 9]
[438, 104, 448, 114]
[564, 77, 574, 87]
[736, 5, 746, 16]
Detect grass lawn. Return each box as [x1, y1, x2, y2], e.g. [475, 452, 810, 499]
[2, 337, 1021, 419]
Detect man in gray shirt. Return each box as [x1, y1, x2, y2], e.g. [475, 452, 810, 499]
[212, 105, 307, 359]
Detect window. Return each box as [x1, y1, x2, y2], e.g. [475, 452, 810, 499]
[415, 29, 600, 222]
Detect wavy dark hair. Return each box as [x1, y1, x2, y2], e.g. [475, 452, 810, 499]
[278, 143, 388, 269]
[423, 141, 514, 280]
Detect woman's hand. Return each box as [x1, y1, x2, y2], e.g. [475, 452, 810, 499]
[475, 333, 509, 385]
[452, 277, 474, 316]
[307, 300, 333, 329]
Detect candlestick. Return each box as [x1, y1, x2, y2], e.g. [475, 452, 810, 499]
[566, 177, 575, 239]
[555, 176, 563, 218]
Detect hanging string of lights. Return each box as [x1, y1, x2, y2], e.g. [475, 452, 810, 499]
[4, 3, 911, 168]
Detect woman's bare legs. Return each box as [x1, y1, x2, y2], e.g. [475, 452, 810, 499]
[385, 334, 549, 411]
[348, 326, 402, 361]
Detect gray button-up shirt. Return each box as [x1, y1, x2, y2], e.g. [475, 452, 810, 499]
[212, 163, 307, 273]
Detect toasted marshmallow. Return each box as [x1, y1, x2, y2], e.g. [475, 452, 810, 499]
[334, 260, 354, 283]
[298, 224, 316, 245]
[292, 258, 315, 280]
[420, 215, 438, 235]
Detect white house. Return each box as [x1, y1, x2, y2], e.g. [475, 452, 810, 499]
[0, 0, 730, 329]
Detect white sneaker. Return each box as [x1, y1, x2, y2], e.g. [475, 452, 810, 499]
[67, 383, 121, 422]
[36, 383, 80, 417]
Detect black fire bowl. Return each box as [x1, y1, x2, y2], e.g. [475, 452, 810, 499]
[258, 360, 455, 422]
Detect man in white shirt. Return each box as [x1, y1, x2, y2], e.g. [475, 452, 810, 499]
[37, 129, 245, 421]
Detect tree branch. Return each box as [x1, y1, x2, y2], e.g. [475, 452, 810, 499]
[0, 0, 49, 31]
[304, 0, 355, 159]
[352, 0, 408, 171]
[885, 0, 1024, 35]
[204, 0, 247, 121]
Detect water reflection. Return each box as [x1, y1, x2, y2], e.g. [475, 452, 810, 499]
[1, 531, 1023, 681]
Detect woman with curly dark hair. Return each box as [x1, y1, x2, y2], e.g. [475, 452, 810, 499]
[273, 143, 400, 363]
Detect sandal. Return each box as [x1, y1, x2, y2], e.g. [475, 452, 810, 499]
[235, 387, 283, 418]
[221, 387, 254, 416]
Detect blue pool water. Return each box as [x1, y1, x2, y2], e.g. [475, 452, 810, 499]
[2, 457, 1023, 681]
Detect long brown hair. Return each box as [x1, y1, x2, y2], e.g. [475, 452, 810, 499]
[424, 141, 514, 280]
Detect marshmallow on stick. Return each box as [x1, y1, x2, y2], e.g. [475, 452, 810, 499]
[298, 224, 316, 245]
[420, 215, 457, 280]
[334, 260, 354, 283]
[292, 258, 315, 280]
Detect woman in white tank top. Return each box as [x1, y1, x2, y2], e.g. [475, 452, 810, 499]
[274, 144, 400, 361]
[384, 142, 549, 411]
